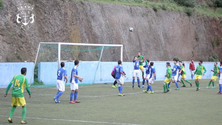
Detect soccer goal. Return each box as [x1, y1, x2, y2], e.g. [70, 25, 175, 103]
[31, 42, 123, 86]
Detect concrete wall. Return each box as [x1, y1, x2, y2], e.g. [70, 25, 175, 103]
[38, 61, 217, 85]
[0, 62, 34, 88]
[0, 61, 217, 88]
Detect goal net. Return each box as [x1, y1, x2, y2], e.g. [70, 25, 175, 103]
[31, 42, 123, 86]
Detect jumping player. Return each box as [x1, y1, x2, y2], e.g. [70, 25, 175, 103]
[4, 67, 31, 124]
[137, 51, 148, 88]
[207, 62, 220, 89]
[193, 60, 207, 91]
[53, 62, 68, 103]
[69, 60, 83, 103]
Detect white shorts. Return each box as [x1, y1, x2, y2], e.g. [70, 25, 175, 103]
[148, 78, 154, 84]
[70, 83, 79, 90]
[190, 70, 194, 75]
[145, 74, 150, 80]
[133, 70, 140, 78]
[172, 75, 178, 81]
[116, 76, 124, 85]
[57, 80, 65, 92]
[219, 79, 222, 85]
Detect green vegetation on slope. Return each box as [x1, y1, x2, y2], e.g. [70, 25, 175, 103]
[70, 0, 222, 17]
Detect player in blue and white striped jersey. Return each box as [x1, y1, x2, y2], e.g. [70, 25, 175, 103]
[132, 56, 141, 89]
[171, 59, 181, 90]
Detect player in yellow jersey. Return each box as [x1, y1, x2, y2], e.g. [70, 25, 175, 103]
[206, 62, 220, 89]
[4, 68, 31, 124]
[193, 60, 207, 91]
[163, 62, 172, 93]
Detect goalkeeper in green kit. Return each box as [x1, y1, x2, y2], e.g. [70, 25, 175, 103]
[4, 67, 31, 124]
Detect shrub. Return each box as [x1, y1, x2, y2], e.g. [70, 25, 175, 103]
[212, 37, 220, 47]
[134, 0, 143, 4]
[214, 0, 222, 7]
[0, 0, 3, 9]
[209, 54, 218, 62]
[160, 4, 167, 10]
[174, 0, 196, 8]
[184, 7, 193, 16]
[152, 4, 158, 12]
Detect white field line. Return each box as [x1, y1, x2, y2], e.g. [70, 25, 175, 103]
[0, 115, 143, 125]
[0, 87, 203, 99]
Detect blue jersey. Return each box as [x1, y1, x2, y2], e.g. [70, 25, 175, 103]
[70, 66, 78, 83]
[144, 65, 151, 75]
[172, 65, 181, 76]
[149, 67, 156, 79]
[133, 60, 140, 70]
[219, 67, 222, 79]
[57, 68, 67, 81]
[114, 65, 123, 79]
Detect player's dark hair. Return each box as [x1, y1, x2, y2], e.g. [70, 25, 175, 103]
[61, 62, 65, 67]
[150, 62, 154, 66]
[166, 62, 170, 66]
[75, 60, 79, 65]
[173, 59, 178, 62]
[21, 67, 27, 75]
[199, 60, 203, 64]
[118, 60, 122, 64]
[179, 61, 182, 63]
[220, 61, 222, 65]
[146, 59, 149, 63]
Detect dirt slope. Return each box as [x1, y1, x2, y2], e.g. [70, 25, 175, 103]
[0, 0, 221, 62]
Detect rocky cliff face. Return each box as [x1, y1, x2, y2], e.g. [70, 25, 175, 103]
[0, 0, 221, 62]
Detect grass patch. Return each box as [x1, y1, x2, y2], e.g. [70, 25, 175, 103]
[0, 80, 221, 125]
[75, 0, 222, 17]
[0, 0, 3, 9]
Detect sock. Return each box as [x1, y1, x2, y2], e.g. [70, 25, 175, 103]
[185, 80, 191, 84]
[137, 79, 140, 86]
[146, 80, 148, 84]
[142, 72, 144, 79]
[166, 84, 169, 90]
[70, 92, 74, 101]
[118, 86, 121, 93]
[219, 84, 222, 93]
[212, 81, 215, 87]
[219, 85, 221, 92]
[175, 82, 179, 88]
[56, 91, 63, 101]
[181, 80, 186, 86]
[197, 82, 200, 88]
[74, 92, 78, 100]
[191, 75, 193, 80]
[9, 106, 16, 118]
[142, 79, 145, 86]
[132, 79, 135, 86]
[149, 85, 153, 92]
[146, 85, 149, 91]
[208, 81, 211, 87]
[120, 86, 123, 94]
[22, 106, 26, 121]
[168, 81, 171, 88]
[163, 84, 166, 92]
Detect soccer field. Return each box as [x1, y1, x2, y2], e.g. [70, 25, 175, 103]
[0, 79, 222, 125]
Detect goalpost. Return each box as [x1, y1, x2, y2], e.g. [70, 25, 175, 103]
[31, 42, 123, 86]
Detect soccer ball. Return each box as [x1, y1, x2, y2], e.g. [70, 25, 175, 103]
[129, 27, 133, 32]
